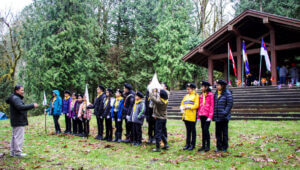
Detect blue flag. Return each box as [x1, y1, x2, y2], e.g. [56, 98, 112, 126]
[242, 41, 250, 75]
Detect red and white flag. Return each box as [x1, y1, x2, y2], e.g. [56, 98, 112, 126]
[228, 43, 237, 77]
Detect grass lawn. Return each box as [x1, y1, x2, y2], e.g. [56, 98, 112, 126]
[0, 115, 299, 169]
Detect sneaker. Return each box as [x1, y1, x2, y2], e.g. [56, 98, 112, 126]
[162, 144, 169, 150]
[183, 145, 190, 150]
[152, 148, 161, 152]
[15, 153, 27, 157]
[10, 152, 14, 157]
[198, 147, 205, 152]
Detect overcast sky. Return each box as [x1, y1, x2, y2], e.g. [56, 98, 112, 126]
[0, 0, 33, 15]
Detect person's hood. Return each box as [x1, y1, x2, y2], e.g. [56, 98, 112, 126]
[5, 93, 23, 104]
[52, 90, 60, 97]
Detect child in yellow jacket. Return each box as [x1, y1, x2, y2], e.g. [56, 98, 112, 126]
[180, 83, 199, 151]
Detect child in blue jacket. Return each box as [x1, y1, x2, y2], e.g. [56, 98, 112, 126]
[111, 89, 124, 143]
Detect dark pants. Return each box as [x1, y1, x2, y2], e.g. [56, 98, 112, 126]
[148, 116, 156, 139]
[132, 123, 142, 143]
[280, 76, 286, 84]
[96, 116, 104, 137]
[105, 118, 112, 140]
[64, 114, 72, 132]
[114, 117, 123, 140]
[200, 116, 211, 149]
[215, 120, 229, 150]
[155, 119, 168, 148]
[53, 115, 61, 133]
[125, 119, 132, 141]
[184, 120, 196, 146]
[73, 118, 83, 134]
[82, 118, 90, 137]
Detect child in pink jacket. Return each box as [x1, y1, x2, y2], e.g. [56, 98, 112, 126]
[197, 81, 214, 152]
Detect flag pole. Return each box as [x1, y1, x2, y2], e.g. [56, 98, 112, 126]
[44, 109, 47, 134]
[228, 43, 230, 84]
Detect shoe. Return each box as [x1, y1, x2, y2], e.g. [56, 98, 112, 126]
[10, 152, 14, 157]
[136, 142, 142, 146]
[152, 148, 161, 152]
[78, 133, 85, 137]
[113, 138, 118, 142]
[122, 139, 130, 143]
[117, 139, 122, 143]
[183, 145, 190, 150]
[188, 145, 195, 151]
[14, 153, 27, 157]
[151, 139, 156, 144]
[198, 147, 205, 152]
[214, 149, 222, 153]
[102, 137, 107, 141]
[162, 144, 169, 150]
[107, 138, 112, 142]
[147, 138, 152, 144]
[205, 148, 210, 152]
[222, 149, 227, 152]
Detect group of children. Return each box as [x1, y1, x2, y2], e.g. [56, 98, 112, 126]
[46, 79, 233, 153]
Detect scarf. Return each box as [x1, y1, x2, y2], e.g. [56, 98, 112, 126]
[64, 96, 70, 101]
[133, 99, 142, 112]
[217, 90, 222, 99]
[189, 90, 196, 95]
[114, 96, 123, 108]
[97, 92, 103, 98]
[161, 98, 168, 104]
[104, 97, 109, 107]
[202, 92, 207, 105]
[51, 96, 57, 108]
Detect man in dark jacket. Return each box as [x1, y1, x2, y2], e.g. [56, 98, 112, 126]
[6, 85, 38, 157]
[213, 79, 233, 152]
[122, 83, 135, 143]
[88, 85, 106, 140]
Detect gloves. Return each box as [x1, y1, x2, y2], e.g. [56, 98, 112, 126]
[107, 115, 110, 119]
[126, 115, 130, 121]
[117, 118, 121, 122]
[100, 116, 103, 119]
[206, 118, 211, 122]
[180, 106, 184, 113]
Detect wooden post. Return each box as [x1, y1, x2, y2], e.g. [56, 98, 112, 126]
[270, 29, 277, 85]
[224, 59, 228, 82]
[208, 58, 214, 86]
[236, 36, 242, 86]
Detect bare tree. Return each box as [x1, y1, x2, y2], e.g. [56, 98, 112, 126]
[0, 9, 23, 86]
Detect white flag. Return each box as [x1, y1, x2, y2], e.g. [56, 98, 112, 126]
[84, 84, 90, 105]
[42, 91, 47, 106]
[147, 72, 163, 92]
[260, 38, 271, 71]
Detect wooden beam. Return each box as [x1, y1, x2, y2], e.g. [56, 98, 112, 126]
[246, 32, 270, 49]
[228, 25, 240, 35]
[198, 47, 212, 56]
[208, 58, 214, 85]
[270, 29, 277, 85]
[236, 36, 242, 85]
[211, 41, 300, 60]
[275, 42, 300, 51]
[241, 35, 270, 46]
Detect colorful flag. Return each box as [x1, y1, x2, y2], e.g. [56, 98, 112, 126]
[42, 91, 47, 106]
[147, 72, 163, 92]
[84, 84, 90, 105]
[228, 43, 237, 77]
[260, 38, 271, 71]
[242, 41, 250, 75]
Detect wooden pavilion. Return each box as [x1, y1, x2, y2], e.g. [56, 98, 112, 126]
[182, 9, 300, 86]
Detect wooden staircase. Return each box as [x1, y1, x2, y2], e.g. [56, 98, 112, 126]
[167, 86, 300, 121]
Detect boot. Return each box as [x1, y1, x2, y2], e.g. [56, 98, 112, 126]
[198, 147, 205, 152]
[183, 145, 190, 150]
[205, 140, 210, 152]
[147, 137, 152, 144]
[188, 145, 195, 151]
